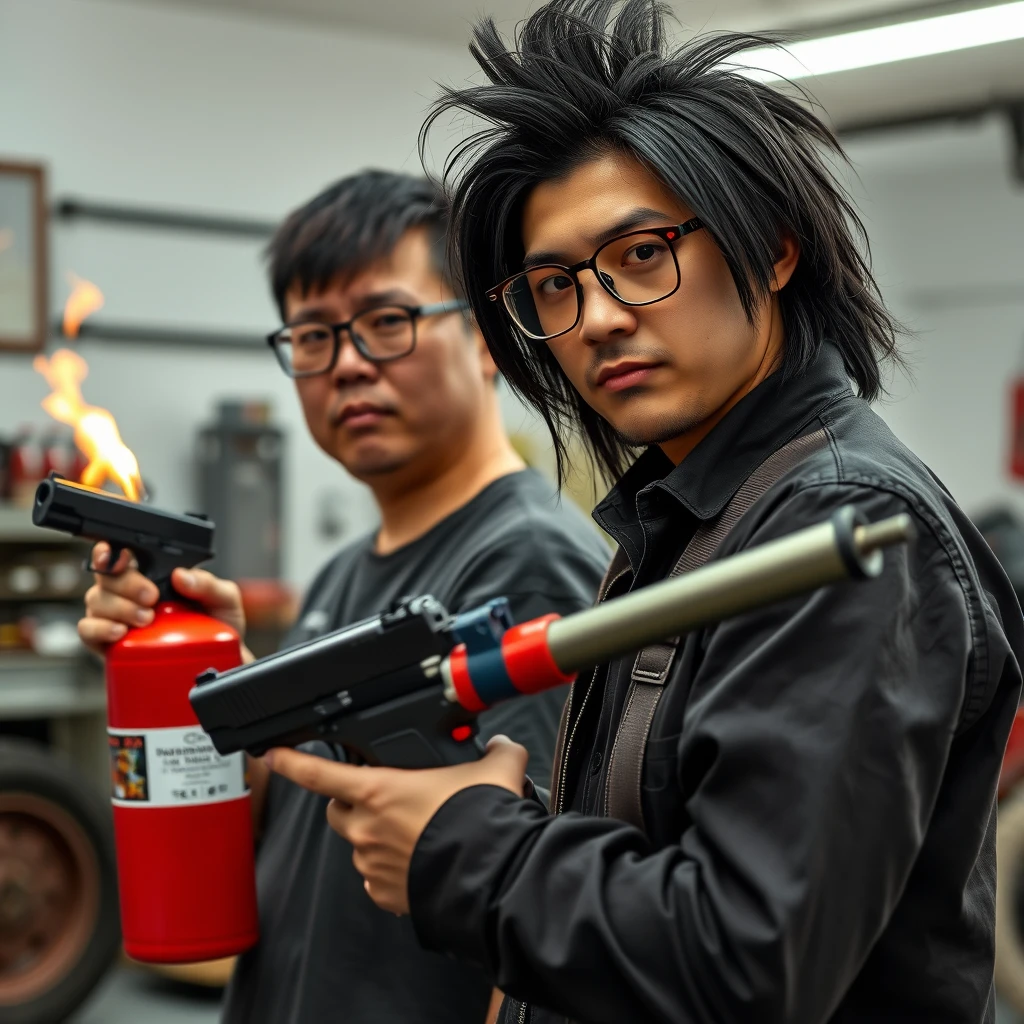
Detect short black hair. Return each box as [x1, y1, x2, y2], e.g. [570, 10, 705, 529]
[422, 0, 903, 485]
[266, 169, 456, 321]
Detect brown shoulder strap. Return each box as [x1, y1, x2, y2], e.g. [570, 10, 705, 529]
[604, 429, 829, 831]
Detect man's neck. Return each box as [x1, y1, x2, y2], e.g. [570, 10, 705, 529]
[370, 414, 526, 557]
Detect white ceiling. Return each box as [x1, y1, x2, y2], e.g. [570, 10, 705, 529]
[97, 0, 951, 44]
[97, 0, 1024, 132]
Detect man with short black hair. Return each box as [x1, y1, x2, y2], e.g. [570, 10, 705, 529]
[77, 169, 609, 1023]
[264, 5, 1024, 1023]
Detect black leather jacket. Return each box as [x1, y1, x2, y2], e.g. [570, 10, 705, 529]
[408, 344, 1024, 1024]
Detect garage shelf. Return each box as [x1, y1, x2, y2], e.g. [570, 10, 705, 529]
[0, 505, 46, 543]
[0, 652, 105, 717]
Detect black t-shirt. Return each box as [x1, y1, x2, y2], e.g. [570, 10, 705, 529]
[221, 469, 609, 1024]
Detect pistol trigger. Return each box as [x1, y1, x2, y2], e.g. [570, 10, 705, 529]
[87, 544, 126, 577]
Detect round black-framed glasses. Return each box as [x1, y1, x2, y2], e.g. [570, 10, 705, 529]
[486, 219, 704, 342]
[267, 299, 470, 379]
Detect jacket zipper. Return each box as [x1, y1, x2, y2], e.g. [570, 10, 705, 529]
[556, 672, 594, 814]
[518, 999, 529, 1024]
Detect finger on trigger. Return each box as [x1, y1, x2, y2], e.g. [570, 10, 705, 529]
[92, 543, 134, 577]
[114, 548, 136, 574]
[91, 542, 110, 572]
[265, 748, 367, 803]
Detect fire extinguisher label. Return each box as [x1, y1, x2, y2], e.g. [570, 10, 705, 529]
[108, 727, 248, 807]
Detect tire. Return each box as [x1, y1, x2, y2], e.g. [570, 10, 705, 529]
[0, 739, 121, 1023]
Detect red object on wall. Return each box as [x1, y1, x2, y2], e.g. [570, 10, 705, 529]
[1000, 707, 1024, 800]
[1010, 379, 1024, 480]
[8, 426, 43, 506]
[40, 430, 75, 481]
[106, 602, 259, 963]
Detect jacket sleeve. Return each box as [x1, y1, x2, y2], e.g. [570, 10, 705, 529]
[407, 484, 986, 1024]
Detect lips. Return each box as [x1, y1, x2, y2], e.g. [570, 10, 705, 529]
[334, 401, 392, 428]
[594, 361, 661, 391]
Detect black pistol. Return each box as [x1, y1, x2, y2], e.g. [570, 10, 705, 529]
[189, 506, 916, 771]
[32, 474, 215, 599]
[189, 595, 510, 768]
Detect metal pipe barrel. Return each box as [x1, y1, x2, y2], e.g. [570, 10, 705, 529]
[546, 505, 914, 675]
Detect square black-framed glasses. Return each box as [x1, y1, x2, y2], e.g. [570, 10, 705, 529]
[486, 219, 704, 342]
[267, 299, 470, 378]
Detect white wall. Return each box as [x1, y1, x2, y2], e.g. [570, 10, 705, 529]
[2, 0, 1023, 590]
[843, 119, 1024, 522]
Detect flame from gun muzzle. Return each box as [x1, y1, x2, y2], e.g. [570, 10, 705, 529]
[33, 274, 144, 502]
[33, 349, 145, 502]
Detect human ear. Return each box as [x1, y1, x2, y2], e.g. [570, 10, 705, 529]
[770, 233, 801, 293]
[473, 324, 500, 383]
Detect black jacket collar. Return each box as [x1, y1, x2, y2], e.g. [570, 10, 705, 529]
[592, 343, 853, 537]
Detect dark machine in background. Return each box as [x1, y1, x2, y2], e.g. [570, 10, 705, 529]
[196, 399, 282, 583]
[195, 400, 294, 658]
[976, 507, 1024, 606]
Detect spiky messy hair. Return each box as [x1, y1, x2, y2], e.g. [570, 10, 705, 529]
[422, 0, 902, 486]
[266, 170, 455, 321]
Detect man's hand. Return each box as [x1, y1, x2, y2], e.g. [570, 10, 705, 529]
[264, 735, 529, 915]
[77, 541, 250, 656]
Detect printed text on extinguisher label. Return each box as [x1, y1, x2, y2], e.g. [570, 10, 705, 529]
[108, 727, 248, 808]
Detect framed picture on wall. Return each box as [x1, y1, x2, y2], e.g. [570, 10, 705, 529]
[0, 161, 47, 354]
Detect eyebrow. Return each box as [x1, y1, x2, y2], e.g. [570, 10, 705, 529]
[286, 304, 335, 324]
[353, 289, 417, 309]
[288, 289, 416, 323]
[522, 207, 675, 270]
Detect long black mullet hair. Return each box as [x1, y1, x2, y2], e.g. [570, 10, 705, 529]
[421, 0, 903, 486]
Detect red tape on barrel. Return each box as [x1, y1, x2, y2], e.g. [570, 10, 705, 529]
[501, 615, 576, 694]
[448, 645, 487, 712]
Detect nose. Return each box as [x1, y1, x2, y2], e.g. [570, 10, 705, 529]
[329, 328, 380, 386]
[576, 268, 638, 345]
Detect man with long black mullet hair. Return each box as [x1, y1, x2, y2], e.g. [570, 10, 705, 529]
[264, 3, 1024, 1022]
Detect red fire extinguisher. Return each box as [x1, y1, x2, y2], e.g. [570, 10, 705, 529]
[106, 600, 259, 963]
[30, 474, 260, 964]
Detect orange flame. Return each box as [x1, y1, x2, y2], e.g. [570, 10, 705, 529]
[33, 273, 144, 501]
[63, 272, 105, 338]
[33, 349, 145, 501]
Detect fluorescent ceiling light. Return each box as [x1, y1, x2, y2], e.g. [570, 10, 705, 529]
[740, 2, 1024, 81]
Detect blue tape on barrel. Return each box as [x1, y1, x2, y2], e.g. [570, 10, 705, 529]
[451, 599, 519, 708]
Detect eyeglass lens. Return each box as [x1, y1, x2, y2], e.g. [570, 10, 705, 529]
[274, 306, 417, 375]
[504, 231, 680, 340]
